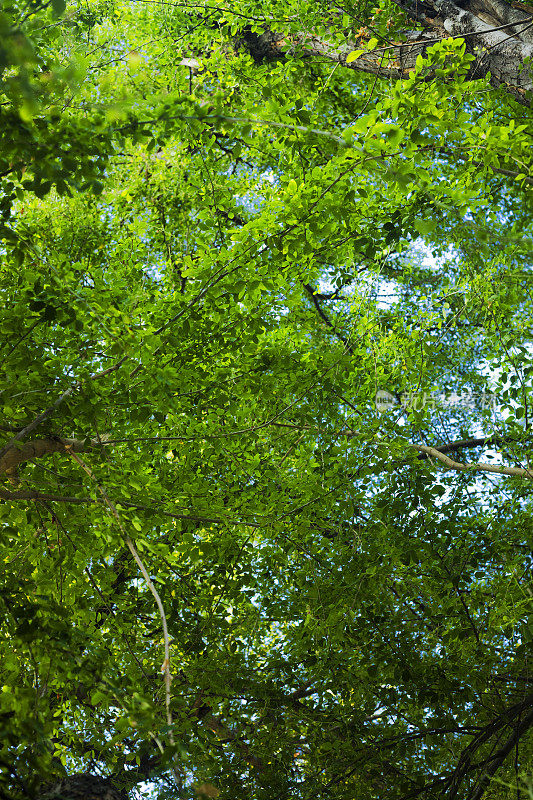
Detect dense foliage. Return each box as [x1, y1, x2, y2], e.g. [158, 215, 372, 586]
[0, 0, 532, 798]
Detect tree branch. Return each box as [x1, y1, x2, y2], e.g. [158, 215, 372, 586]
[467, 704, 533, 800]
[0, 435, 107, 476]
[233, 0, 533, 104]
[65, 448, 179, 786]
[303, 283, 354, 354]
[0, 358, 126, 467]
[418, 434, 523, 455]
[411, 443, 533, 478]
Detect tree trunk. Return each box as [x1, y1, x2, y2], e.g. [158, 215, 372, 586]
[39, 774, 128, 800]
[238, 0, 533, 105]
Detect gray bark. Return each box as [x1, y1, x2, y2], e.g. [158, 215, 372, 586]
[240, 0, 533, 105]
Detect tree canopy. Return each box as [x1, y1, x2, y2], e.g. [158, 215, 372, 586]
[0, 0, 532, 798]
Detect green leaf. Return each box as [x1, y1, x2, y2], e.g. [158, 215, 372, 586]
[52, 0, 67, 17]
[0, 0, 530, 795]
[414, 218, 437, 235]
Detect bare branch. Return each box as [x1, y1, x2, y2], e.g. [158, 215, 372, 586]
[65, 449, 175, 758]
[411, 443, 533, 478]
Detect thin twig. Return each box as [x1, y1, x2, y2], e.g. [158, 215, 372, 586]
[64, 448, 176, 761]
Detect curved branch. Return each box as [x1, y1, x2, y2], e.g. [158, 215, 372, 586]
[303, 283, 354, 354]
[468, 704, 533, 800]
[419, 434, 523, 455]
[412, 443, 533, 478]
[66, 448, 176, 780]
[445, 694, 533, 799]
